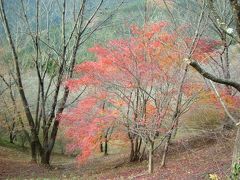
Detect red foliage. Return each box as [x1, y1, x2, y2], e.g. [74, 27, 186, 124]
[184, 37, 222, 62]
[62, 22, 221, 164]
[62, 93, 118, 163]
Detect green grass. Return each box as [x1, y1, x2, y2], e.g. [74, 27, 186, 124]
[0, 137, 27, 151]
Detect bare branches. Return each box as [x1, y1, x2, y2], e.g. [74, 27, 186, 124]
[228, 0, 240, 36]
[209, 80, 238, 124]
[207, 0, 240, 42]
[187, 60, 240, 92]
[0, 0, 123, 164]
[65, 86, 87, 108]
[0, 0, 35, 128]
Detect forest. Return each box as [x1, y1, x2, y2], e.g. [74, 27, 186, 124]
[0, 0, 240, 179]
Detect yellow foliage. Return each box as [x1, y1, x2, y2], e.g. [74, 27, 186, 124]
[209, 173, 219, 180]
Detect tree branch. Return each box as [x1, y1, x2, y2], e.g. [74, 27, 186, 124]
[186, 59, 240, 92]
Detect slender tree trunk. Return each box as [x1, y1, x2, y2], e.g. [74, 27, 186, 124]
[232, 127, 240, 166]
[148, 142, 154, 174]
[104, 137, 108, 156]
[130, 138, 135, 162]
[161, 66, 189, 167]
[172, 121, 179, 138]
[133, 137, 139, 160]
[104, 127, 109, 155]
[100, 142, 103, 152]
[139, 145, 146, 162]
[161, 134, 171, 167]
[9, 132, 14, 144]
[9, 122, 15, 143]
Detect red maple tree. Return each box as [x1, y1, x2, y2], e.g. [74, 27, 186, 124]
[61, 22, 220, 172]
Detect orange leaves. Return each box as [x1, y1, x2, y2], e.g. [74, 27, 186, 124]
[193, 86, 240, 112]
[182, 82, 204, 97]
[130, 22, 169, 39]
[74, 61, 97, 72]
[61, 95, 117, 164]
[113, 99, 126, 108]
[66, 76, 99, 91]
[88, 44, 109, 57]
[62, 21, 222, 164]
[68, 22, 201, 92]
[184, 38, 222, 63]
[146, 103, 157, 116]
[151, 22, 169, 32]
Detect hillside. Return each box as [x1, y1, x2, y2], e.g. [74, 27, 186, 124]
[0, 130, 234, 179]
[0, 0, 240, 179]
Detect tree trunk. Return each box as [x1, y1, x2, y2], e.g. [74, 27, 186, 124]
[139, 145, 146, 162]
[43, 120, 60, 166]
[100, 142, 103, 152]
[30, 141, 37, 163]
[133, 137, 139, 160]
[172, 123, 178, 138]
[40, 150, 51, 165]
[130, 138, 135, 161]
[129, 137, 144, 162]
[104, 137, 108, 155]
[161, 134, 171, 167]
[148, 142, 154, 174]
[22, 130, 31, 148]
[9, 131, 15, 144]
[232, 127, 240, 166]
[31, 132, 43, 164]
[9, 120, 16, 144]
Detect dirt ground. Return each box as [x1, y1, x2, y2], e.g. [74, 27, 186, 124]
[0, 131, 234, 180]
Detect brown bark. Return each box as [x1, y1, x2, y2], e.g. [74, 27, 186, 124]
[40, 150, 51, 165]
[129, 136, 144, 162]
[100, 142, 103, 152]
[30, 141, 37, 163]
[9, 130, 15, 144]
[104, 138, 108, 156]
[189, 61, 240, 92]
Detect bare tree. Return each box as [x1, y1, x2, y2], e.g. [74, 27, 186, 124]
[0, 73, 28, 144]
[162, 0, 240, 167]
[0, 0, 123, 165]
